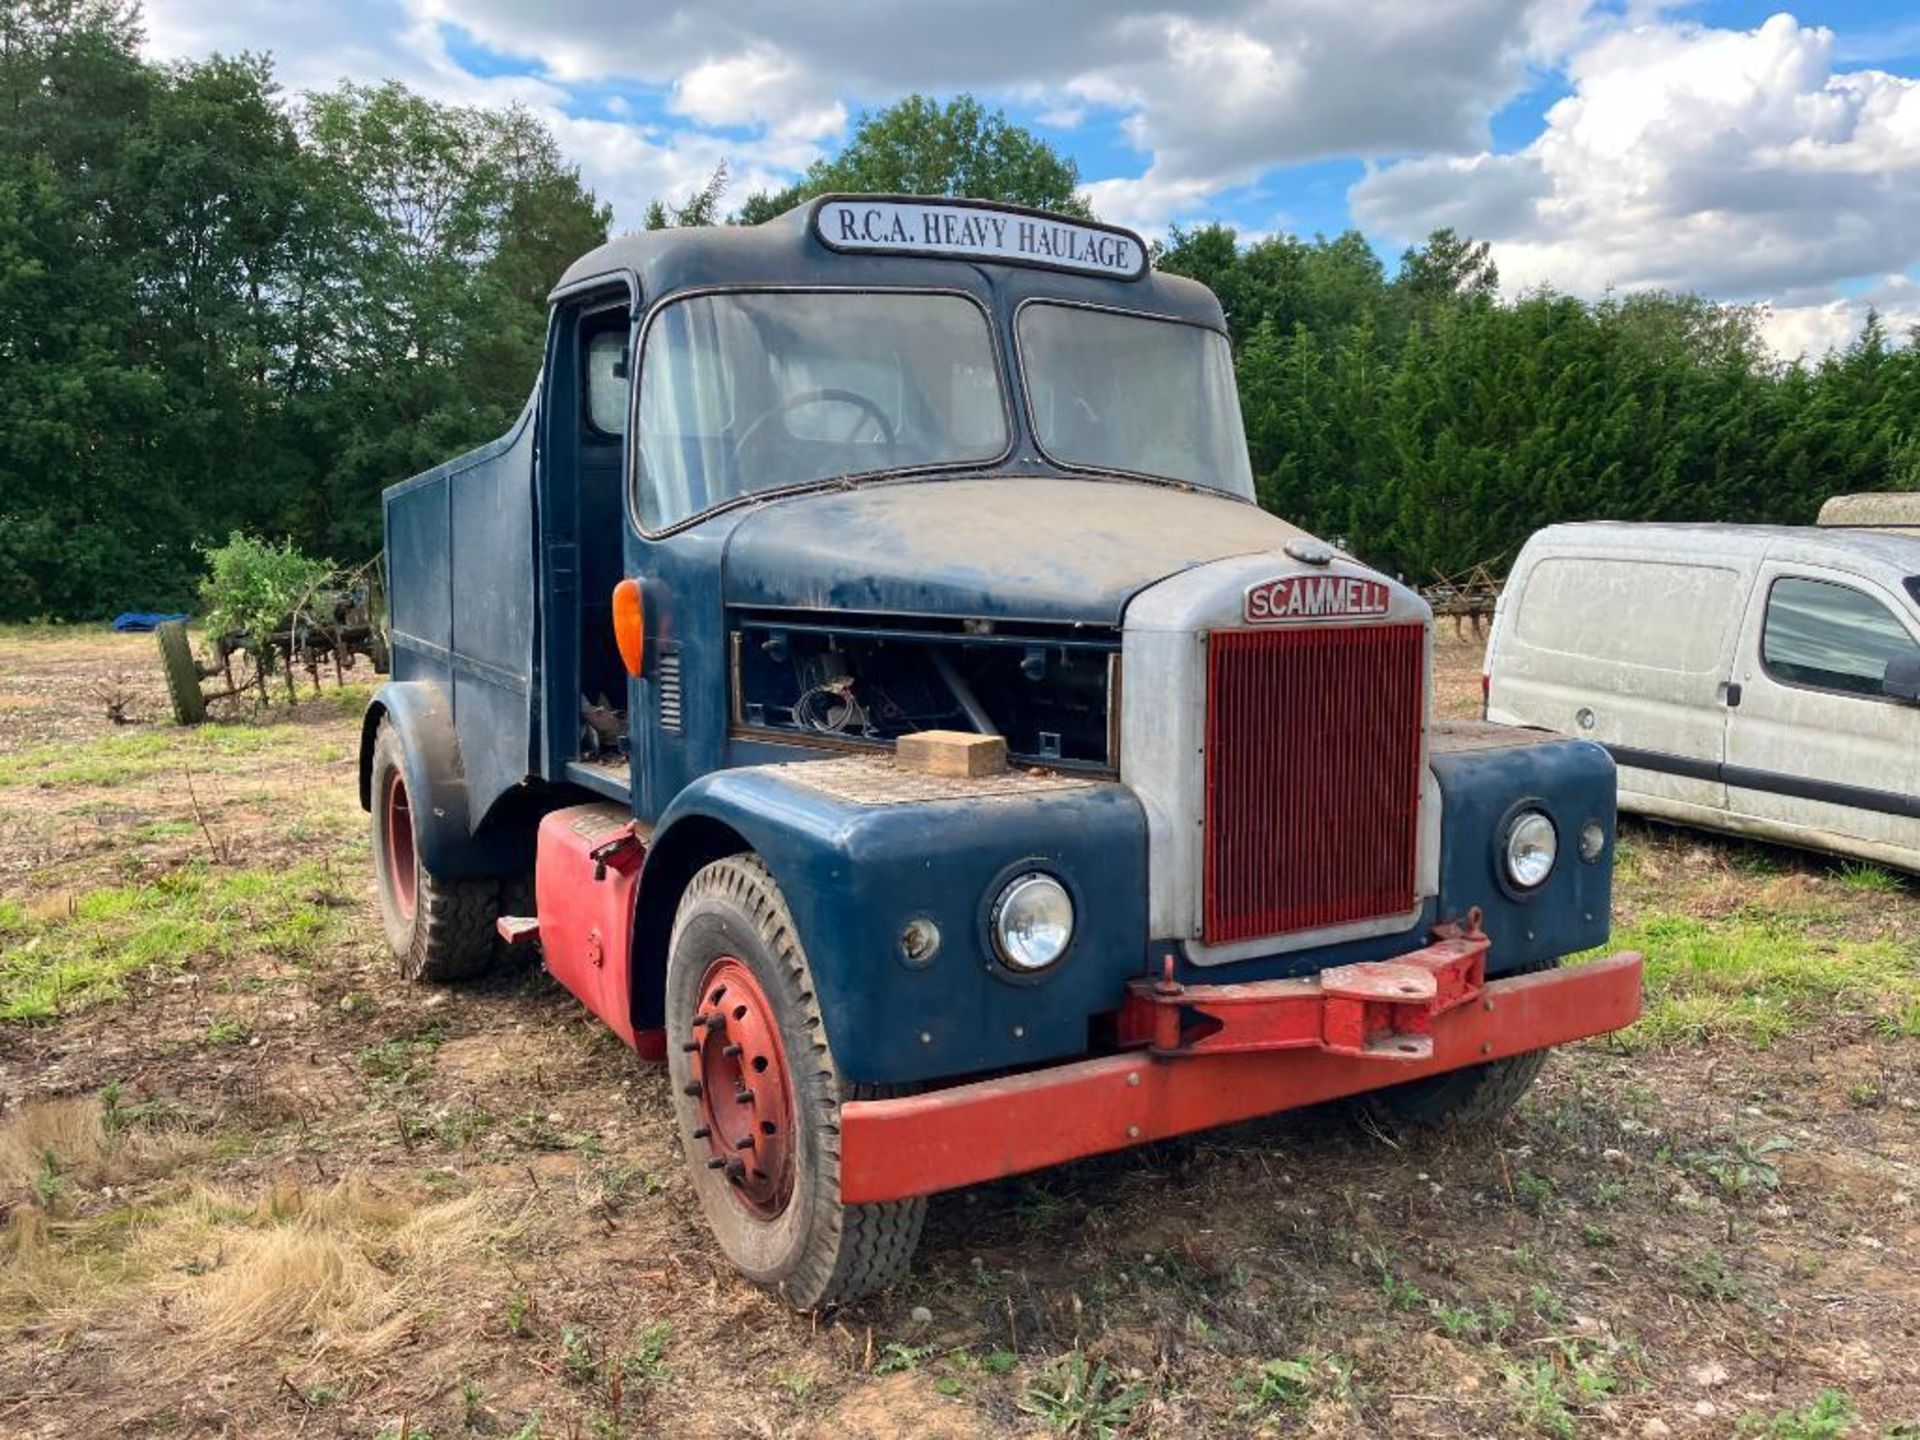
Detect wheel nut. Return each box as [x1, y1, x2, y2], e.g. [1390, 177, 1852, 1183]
[706, 1157, 726, 1170]
[723, 1043, 742, 1058]
[735, 1136, 754, 1150]
[691, 1126, 711, 1140]
[682, 1081, 702, 1097]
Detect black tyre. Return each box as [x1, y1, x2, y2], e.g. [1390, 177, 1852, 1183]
[369, 719, 498, 982]
[666, 854, 925, 1308]
[1360, 959, 1557, 1131]
[156, 621, 207, 726]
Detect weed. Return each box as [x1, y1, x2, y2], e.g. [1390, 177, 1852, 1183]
[621, 1322, 671, 1386]
[1591, 1179, 1628, 1209]
[560, 1325, 597, 1382]
[1504, 1356, 1573, 1439]
[1513, 1170, 1559, 1215]
[1845, 1081, 1884, 1109]
[1690, 1136, 1792, 1200]
[459, 1378, 484, 1429]
[775, 1370, 816, 1400]
[1242, 1357, 1316, 1412]
[1683, 1251, 1744, 1302]
[875, 1341, 935, 1375]
[1527, 1283, 1568, 1324]
[504, 1287, 534, 1338]
[1835, 862, 1900, 894]
[979, 1349, 1019, 1375]
[1019, 1351, 1147, 1439]
[31, 1147, 62, 1209]
[305, 1384, 341, 1407]
[1737, 1389, 1859, 1438]
[203, 1014, 251, 1046]
[1431, 1301, 1484, 1339]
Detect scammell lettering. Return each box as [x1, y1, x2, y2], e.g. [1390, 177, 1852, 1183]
[1245, 574, 1391, 624]
[360, 193, 1643, 1312]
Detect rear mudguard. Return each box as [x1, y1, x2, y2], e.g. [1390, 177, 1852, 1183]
[634, 765, 1150, 1088]
[358, 681, 531, 880]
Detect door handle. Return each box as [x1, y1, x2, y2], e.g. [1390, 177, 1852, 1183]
[1718, 681, 1742, 708]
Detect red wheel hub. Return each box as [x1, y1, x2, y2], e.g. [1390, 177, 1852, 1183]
[382, 768, 417, 921]
[686, 957, 796, 1219]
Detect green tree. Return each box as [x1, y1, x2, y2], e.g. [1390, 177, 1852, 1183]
[736, 94, 1088, 222]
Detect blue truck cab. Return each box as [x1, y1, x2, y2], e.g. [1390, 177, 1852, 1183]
[360, 196, 1642, 1308]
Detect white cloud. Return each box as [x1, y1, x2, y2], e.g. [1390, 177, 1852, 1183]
[1352, 13, 1920, 345]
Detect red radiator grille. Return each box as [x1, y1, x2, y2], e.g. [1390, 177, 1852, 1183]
[1203, 623, 1425, 946]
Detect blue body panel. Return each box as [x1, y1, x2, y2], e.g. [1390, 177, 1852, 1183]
[1433, 737, 1616, 972]
[652, 768, 1149, 1086]
[380, 395, 539, 835]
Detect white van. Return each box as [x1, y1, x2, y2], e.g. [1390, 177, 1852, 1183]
[1486, 522, 1920, 870]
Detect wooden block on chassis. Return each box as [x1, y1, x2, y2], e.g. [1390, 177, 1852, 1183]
[896, 730, 1009, 778]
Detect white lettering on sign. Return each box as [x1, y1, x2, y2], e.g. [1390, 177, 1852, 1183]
[1244, 574, 1392, 624]
[813, 199, 1147, 280]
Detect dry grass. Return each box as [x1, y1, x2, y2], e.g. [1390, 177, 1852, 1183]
[157, 1178, 502, 1365]
[0, 1095, 202, 1201]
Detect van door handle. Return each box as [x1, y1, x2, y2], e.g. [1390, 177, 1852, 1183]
[1718, 681, 1742, 708]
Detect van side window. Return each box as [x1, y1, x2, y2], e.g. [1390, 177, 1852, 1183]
[1761, 577, 1920, 699]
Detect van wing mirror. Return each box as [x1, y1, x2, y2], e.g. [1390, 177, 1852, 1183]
[1883, 653, 1920, 705]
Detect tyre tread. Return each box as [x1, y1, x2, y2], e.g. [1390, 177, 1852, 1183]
[676, 854, 925, 1308]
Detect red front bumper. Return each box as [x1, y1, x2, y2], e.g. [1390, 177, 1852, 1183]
[838, 948, 1643, 1204]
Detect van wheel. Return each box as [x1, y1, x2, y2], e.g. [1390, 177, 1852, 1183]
[1360, 959, 1556, 1130]
[666, 854, 925, 1309]
[369, 719, 498, 982]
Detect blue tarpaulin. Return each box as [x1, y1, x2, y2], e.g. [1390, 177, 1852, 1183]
[110, 612, 189, 633]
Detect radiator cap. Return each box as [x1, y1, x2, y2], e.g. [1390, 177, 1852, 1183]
[1284, 536, 1335, 566]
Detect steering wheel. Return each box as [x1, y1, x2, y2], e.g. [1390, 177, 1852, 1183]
[732, 388, 898, 457]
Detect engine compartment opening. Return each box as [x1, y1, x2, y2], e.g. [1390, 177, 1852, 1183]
[730, 612, 1119, 770]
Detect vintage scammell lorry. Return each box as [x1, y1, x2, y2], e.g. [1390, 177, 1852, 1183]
[361, 195, 1643, 1307]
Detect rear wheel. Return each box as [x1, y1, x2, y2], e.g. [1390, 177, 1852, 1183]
[666, 854, 924, 1308]
[369, 719, 498, 982]
[156, 621, 207, 726]
[1359, 959, 1556, 1130]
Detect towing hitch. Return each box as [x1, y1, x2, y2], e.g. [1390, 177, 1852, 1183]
[1118, 912, 1489, 1062]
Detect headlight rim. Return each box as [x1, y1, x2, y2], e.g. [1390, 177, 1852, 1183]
[1494, 802, 1560, 898]
[979, 861, 1080, 984]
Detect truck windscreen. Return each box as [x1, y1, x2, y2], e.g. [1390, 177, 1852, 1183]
[636, 291, 1010, 531]
[1017, 303, 1254, 499]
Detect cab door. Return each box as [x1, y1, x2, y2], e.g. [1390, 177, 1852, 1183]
[1724, 565, 1920, 855]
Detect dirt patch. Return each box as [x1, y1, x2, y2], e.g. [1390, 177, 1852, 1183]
[2, 626, 1916, 1438]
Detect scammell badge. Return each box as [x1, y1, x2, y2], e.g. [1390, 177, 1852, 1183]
[1245, 573, 1392, 625]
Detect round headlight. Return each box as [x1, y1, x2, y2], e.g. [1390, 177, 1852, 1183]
[1578, 819, 1607, 863]
[1504, 810, 1558, 889]
[990, 873, 1074, 972]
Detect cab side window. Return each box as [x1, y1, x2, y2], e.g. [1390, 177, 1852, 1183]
[585, 329, 629, 436]
[1761, 577, 1920, 699]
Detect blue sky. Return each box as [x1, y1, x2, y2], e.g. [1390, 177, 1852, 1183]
[140, 1, 1920, 356]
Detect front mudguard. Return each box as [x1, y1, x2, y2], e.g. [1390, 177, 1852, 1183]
[358, 681, 529, 880]
[641, 766, 1150, 1087]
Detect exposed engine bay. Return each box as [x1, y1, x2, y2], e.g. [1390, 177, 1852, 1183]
[731, 611, 1118, 770]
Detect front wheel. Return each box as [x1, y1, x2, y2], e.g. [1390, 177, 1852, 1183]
[369, 719, 499, 982]
[666, 854, 924, 1308]
[1358, 958, 1556, 1130]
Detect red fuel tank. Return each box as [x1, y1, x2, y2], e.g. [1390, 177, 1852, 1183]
[534, 803, 663, 1060]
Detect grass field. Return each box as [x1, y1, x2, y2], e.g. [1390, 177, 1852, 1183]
[1, 625, 1916, 1438]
